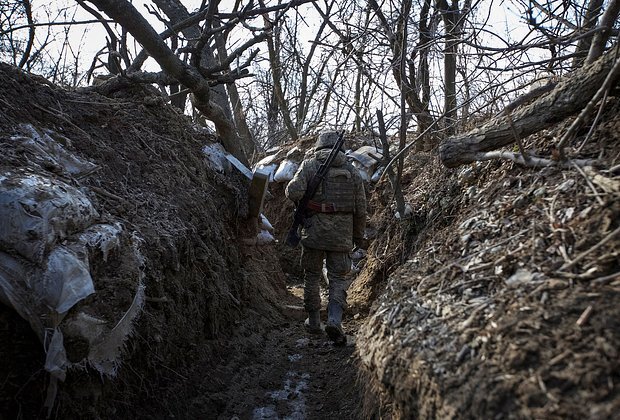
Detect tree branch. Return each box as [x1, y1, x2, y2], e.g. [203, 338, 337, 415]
[86, 0, 248, 166]
[439, 49, 620, 168]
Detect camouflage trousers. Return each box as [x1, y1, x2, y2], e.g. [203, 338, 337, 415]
[301, 246, 351, 312]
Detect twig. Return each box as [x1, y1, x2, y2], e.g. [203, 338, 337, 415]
[549, 349, 571, 366]
[592, 271, 620, 286]
[557, 54, 620, 159]
[90, 185, 125, 202]
[571, 161, 606, 206]
[378, 118, 442, 184]
[468, 151, 594, 168]
[577, 89, 609, 153]
[506, 113, 530, 161]
[560, 226, 620, 271]
[576, 305, 593, 326]
[65, 99, 134, 106]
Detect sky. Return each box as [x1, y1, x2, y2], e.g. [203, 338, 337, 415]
[20, 0, 538, 83]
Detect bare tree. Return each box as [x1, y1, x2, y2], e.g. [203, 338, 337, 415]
[80, 0, 314, 164]
[85, 0, 252, 164]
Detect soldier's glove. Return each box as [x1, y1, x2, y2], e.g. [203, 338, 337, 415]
[354, 237, 370, 250]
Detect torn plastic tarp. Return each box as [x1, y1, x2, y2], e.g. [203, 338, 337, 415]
[0, 170, 144, 383]
[41, 245, 95, 314]
[11, 124, 98, 177]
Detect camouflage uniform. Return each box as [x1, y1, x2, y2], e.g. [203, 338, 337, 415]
[285, 134, 366, 318]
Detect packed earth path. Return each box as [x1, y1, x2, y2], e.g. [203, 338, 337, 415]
[215, 288, 366, 420]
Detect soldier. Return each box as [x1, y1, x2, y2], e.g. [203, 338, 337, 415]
[285, 131, 367, 345]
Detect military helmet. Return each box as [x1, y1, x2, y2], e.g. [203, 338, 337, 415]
[315, 131, 344, 151]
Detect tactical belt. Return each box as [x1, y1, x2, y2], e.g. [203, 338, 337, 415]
[306, 200, 337, 213]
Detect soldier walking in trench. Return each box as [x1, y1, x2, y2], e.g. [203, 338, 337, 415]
[285, 131, 367, 345]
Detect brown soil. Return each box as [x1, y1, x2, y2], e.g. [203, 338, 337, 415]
[356, 102, 620, 418]
[1, 61, 618, 420]
[0, 63, 363, 419]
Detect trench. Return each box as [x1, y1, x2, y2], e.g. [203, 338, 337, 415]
[0, 261, 372, 420]
[3, 62, 619, 420]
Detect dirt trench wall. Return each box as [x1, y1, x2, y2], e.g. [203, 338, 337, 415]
[356, 106, 620, 419]
[0, 63, 286, 418]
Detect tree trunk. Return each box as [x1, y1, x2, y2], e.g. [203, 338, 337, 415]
[88, 0, 248, 166]
[368, 0, 433, 137]
[586, 0, 620, 64]
[437, 0, 459, 135]
[439, 50, 619, 167]
[152, 0, 234, 121]
[214, 30, 255, 157]
[260, 1, 298, 141]
[572, 0, 604, 68]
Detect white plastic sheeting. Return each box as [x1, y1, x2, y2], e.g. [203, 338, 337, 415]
[0, 171, 145, 377]
[202, 143, 232, 174]
[273, 160, 298, 183]
[0, 127, 146, 412]
[395, 203, 413, 219]
[41, 245, 94, 314]
[256, 229, 275, 245]
[11, 124, 98, 177]
[347, 145, 383, 183]
[256, 154, 277, 166]
[259, 213, 274, 232]
[0, 172, 99, 264]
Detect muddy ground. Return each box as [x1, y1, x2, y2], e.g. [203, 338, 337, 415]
[0, 63, 367, 420]
[1, 61, 619, 420]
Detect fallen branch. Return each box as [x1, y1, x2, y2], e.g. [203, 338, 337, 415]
[464, 151, 595, 168]
[557, 52, 620, 158]
[439, 50, 620, 168]
[559, 226, 620, 271]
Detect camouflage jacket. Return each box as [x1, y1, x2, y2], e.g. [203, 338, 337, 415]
[285, 149, 366, 252]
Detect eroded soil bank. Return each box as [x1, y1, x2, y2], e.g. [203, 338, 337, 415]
[1, 62, 619, 420]
[0, 63, 351, 419]
[352, 100, 620, 418]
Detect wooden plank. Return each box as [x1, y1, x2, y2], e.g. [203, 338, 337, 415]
[248, 168, 269, 218]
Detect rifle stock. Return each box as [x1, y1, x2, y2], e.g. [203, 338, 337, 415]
[285, 132, 345, 247]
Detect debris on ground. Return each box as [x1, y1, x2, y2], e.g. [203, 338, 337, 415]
[355, 98, 620, 418]
[1, 61, 618, 420]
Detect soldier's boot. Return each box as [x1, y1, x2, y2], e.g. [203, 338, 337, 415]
[325, 302, 346, 346]
[304, 310, 322, 334]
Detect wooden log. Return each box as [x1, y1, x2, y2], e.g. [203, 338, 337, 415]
[439, 49, 620, 168]
[248, 168, 270, 218]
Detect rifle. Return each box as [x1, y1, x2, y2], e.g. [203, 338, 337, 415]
[285, 131, 345, 247]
